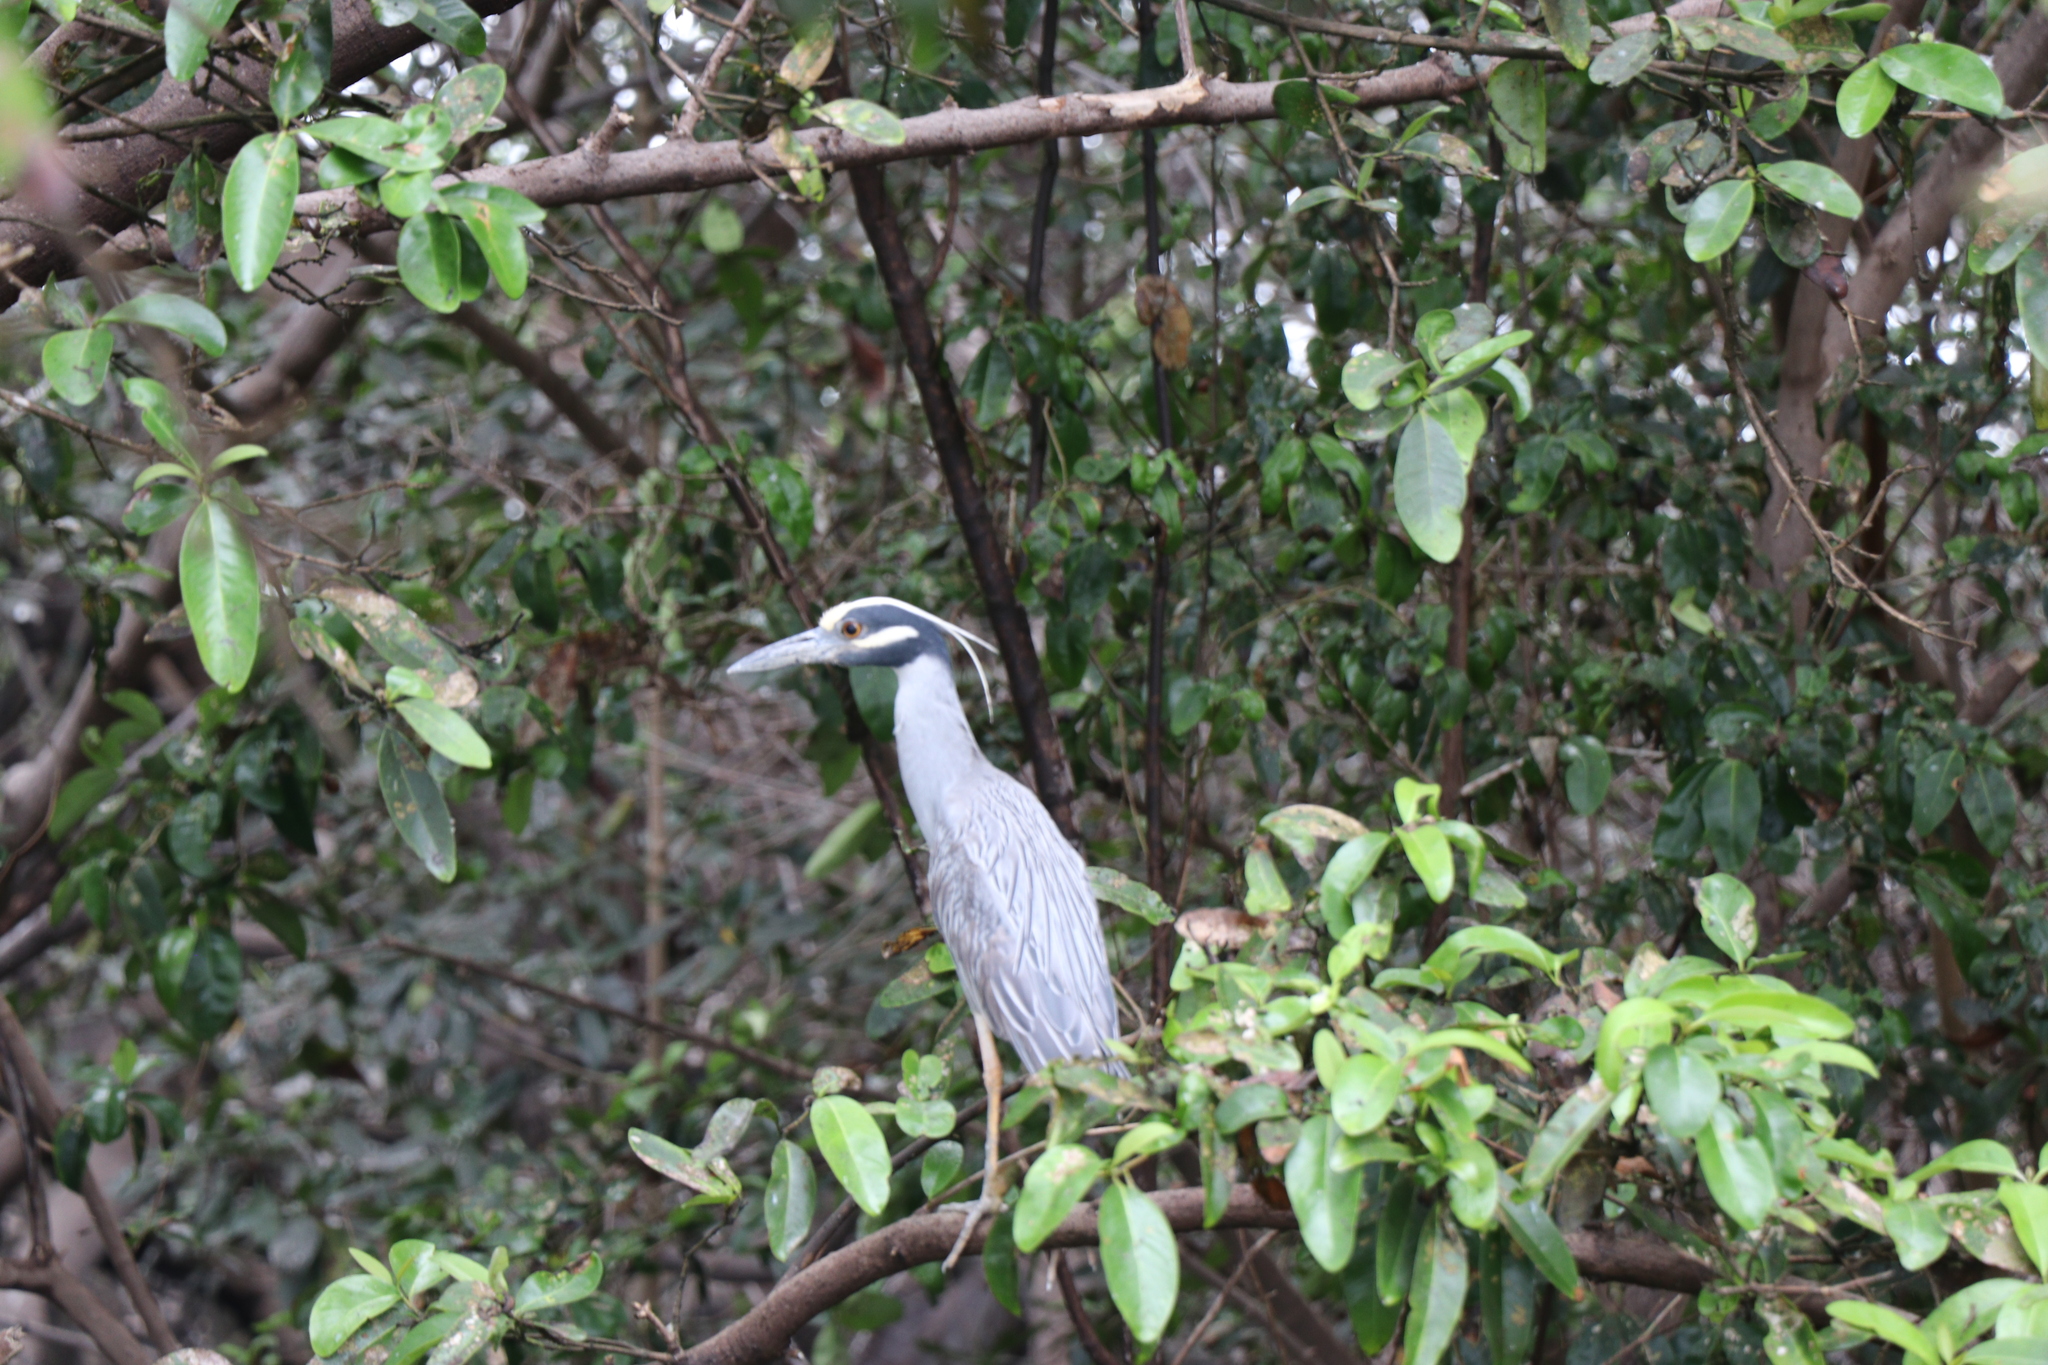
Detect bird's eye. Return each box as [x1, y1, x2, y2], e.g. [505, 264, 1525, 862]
[841, 621, 862, 638]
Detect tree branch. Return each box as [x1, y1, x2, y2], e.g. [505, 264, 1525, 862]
[0, 996, 178, 1354]
[672, 1183, 1844, 1365]
[848, 162, 1079, 836]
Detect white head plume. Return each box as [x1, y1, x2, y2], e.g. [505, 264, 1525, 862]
[818, 596, 998, 716]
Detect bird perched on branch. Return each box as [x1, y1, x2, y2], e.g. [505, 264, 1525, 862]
[729, 596, 1124, 1265]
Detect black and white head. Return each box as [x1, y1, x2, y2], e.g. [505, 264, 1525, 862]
[726, 597, 996, 710]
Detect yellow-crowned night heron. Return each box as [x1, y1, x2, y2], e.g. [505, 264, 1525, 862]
[729, 597, 1124, 1262]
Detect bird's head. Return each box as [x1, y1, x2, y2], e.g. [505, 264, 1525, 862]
[726, 597, 996, 710]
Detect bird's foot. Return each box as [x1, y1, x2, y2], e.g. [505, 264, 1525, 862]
[942, 1193, 997, 1272]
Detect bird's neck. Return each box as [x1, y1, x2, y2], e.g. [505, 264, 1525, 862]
[892, 651, 984, 832]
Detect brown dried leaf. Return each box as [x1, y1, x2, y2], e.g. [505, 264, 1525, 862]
[1175, 907, 1260, 952]
[881, 925, 939, 958]
[1135, 276, 1193, 370]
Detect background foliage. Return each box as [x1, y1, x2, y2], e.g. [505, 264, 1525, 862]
[0, 0, 2040, 1360]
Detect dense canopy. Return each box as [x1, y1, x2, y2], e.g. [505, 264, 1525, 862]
[0, 0, 2041, 1361]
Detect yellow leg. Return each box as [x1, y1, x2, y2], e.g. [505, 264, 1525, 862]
[944, 1016, 1004, 1271]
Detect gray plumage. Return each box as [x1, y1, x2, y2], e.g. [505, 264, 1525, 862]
[728, 598, 1123, 1074]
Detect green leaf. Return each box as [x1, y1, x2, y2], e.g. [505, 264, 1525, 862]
[1885, 1198, 1949, 1271]
[41, 327, 111, 405]
[398, 212, 464, 314]
[1758, 159, 1862, 219]
[222, 134, 300, 294]
[1112, 1121, 1184, 1167]
[212, 443, 268, 471]
[436, 63, 507, 143]
[1912, 747, 1965, 837]
[396, 698, 492, 770]
[1643, 1044, 1719, 1138]
[377, 729, 457, 882]
[1836, 60, 1897, 138]
[1215, 1083, 1289, 1134]
[1341, 350, 1410, 411]
[319, 585, 474, 704]
[513, 1256, 602, 1314]
[1014, 1144, 1104, 1253]
[49, 765, 119, 840]
[1085, 865, 1171, 924]
[301, 115, 438, 170]
[1404, 1210, 1470, 1365]
[1879, 41, 2007, 116]
[805, 800, 883, 879]
[1396, 823, 1456, 903]
[1244, 843, 1291, 914]
[1700, 758, 1761, 870]
[1826, 1301, 1939, 1365]
[1288, 184, 1356, 213]
[626, 1128, 741, 1199]
[1285, 1115, 1363, 1272]
[1960, 764, 2017, 857]
[983, 1209, 1021, 1313]
[1695, 1105, 1776, 1229]
[1909, 1140, 2022, 1186]
[1487, 60, 1547, 175]
[179, 497, 261, 692]
[410, 0, 486, 55]
[1695, 871, 1757, 968]
[165, 0, 240, 82]
[440, 185, 546, 299]
[2017, 246, 2048, 367]
[1521, 1076, 1610, 1192]
[814, 98, 907, 145]
[1589, 29, 1658, 85]
[308, 1275, 403, 1357]
[1098, 1183, 1178, 1346]
[809, 1095, 891, 1218]
[1560, 736, 1610, 815]
[2000, 1180, 2048, 1274]
[1538, 0, 1591, 68]
[1684, 179, 1755, 262]
[747, 456, 813, 552]
[1495, 1178, 1579, 1294]
[698, 199, 743, 254]
[1595, 997, 1677, 1093]
[1330, 1053, 1403, 1136]
[764, 1140, 815, 1262]
[271, 41, 323, 123]
[1394, 416, 1466, 564]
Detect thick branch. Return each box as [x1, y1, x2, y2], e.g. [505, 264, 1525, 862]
[848, 163, 1078, 834]
[1762, 9, 2048, 582]
[0, 1257, 154, 1365]
[96, 63, 1484, 269]
[674, 1184, 1840, 1365]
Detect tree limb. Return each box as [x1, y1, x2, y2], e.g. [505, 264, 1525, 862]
[848, 161, 1079, 835]
[672, 1184, 1849, 1365]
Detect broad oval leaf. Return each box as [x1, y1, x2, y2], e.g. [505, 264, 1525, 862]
[1088, 865, 1173, 924]
[1589, 29, 1658, 86]
[180, 497, 261, 691]
[1879, 41, 2007, 116]
[1396, 823, 1456, 903]
[764, 1140, 815, 1262]
[1560, 736, 1611, 815]
[1521, 1076, 1610, 1193]
[1695, 1105, 1776, 1229]
[1404, 1210, 1470, 1365]
[1285, 1115, 1362, 1271]
[1827, 1301, 1939, 1365]
[1684, 178, 1755, 262]
[1098, 1182, 1179, 1345]
[399, 212, 465, 314]
[308, 1275, 403, 1357]
[1013, 1144, 1105, 1252]
[627, 1127, 741, 1199]
[1643, 1044, 1719, 1138]
[397, 698, 493, 770]
[1836, 60, 1897, 138]
[377, 728, 457, 882]
[1394, 416, 1466, 563]
[223, 134, 301, 294]
[1330, 1053, 1403, 1136]
[1758, 159, 1862, 220]
[513, 1255, 603, 1314]
[809, 1094, 891, 1217]
[1695, 871, 1757, 968]
[41, 326, 111, 405]
[815, 98, 907, 146]
[1700, 758, 1762, 871]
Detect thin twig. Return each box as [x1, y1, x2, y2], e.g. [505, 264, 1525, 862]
[1166, 1229, 1277, 1365]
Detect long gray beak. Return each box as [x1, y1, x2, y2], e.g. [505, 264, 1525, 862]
[727, 627, 836, 674]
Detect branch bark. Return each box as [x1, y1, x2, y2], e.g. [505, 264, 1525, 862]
[672, 1183, 1840, 1365]
[1761, 9, 2048, 587]
[848, 162, 1079, 835]
[0, 996, 178, 1355]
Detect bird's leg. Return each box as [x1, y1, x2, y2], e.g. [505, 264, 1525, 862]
[943, 1016, 1005, 1271]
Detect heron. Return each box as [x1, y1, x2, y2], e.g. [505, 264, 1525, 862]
[728, 596, 1124, 1264]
